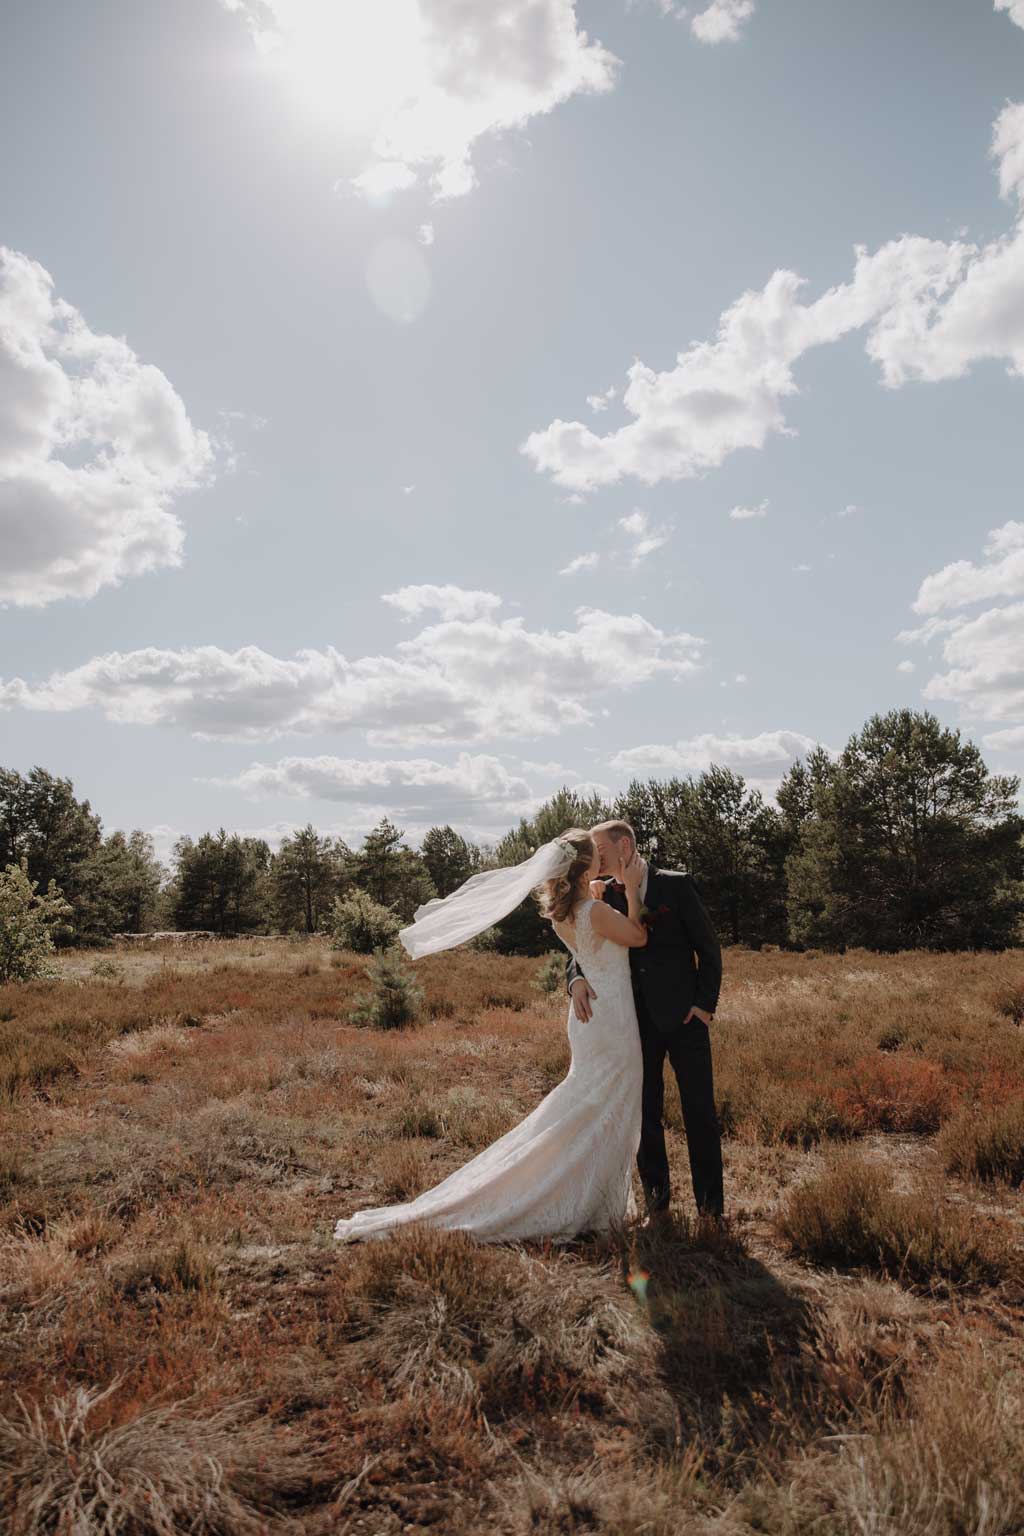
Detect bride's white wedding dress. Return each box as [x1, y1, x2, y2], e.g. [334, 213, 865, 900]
[333, 898, 642, 1244]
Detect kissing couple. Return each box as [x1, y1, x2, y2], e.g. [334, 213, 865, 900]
[334, 820, 724, 1246]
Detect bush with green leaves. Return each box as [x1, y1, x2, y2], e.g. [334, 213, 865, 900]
[351, 946, 424, 1030]
[0, 860, 73, 983]
[533, 951, 567, 994]
[329, 890, 401, 954]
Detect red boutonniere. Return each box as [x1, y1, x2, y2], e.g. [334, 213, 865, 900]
[640, 903, 671, 931]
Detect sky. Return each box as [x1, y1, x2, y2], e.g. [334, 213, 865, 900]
[1, 0, 1023, 864]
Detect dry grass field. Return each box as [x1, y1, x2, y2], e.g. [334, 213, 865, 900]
[2, 937, 1024, 1534]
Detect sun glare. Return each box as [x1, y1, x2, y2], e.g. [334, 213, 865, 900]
[260, 0, 425, 142]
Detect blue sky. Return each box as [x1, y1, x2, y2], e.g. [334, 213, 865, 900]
[2, 0, 1023, 862]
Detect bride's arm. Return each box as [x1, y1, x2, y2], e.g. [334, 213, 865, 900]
[590, 890, 648, 948]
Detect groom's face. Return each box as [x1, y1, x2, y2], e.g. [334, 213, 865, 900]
[592, 830, 630, 876]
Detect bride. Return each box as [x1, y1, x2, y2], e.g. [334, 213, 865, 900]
[333, 827, 649, 1245]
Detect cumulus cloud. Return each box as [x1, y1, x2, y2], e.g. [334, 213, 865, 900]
[995, 0, 1024, 32]
[729, 499, 769, 520]
[901, 521, 1024, 736]
[690, 0, 754, 44]
[522, 101, 1024, 493]
[586, 385, 617, 412]
[619, 508, 670, 564]
[0, 247, 215, 608]
[382, 584, 503, 622]
[912, 520, 1024, 616]
[560, 551, 601, 575]
[221, 0, 619, 201]
[208, 750, 536, 823]
[983, 724, 1024, 750]
[920, 604, 1024, 723]
[609, 728, 824, 796]
[0, 602, 705, 746]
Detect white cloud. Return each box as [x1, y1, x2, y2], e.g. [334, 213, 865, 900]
[631, 0, 687, 18]
[734, 672, 749, 684]
[895, 614, 967, 646]
[560, 551, 601, 575]
[912, 521, 1024, 616]
[402, 483, 416, 495]
[586, 385, 617, 412]
[729, 499, 769, 520]
[609, 728, 824, 797]
[897, 659, 916, 674]
[983, 724, 1024, 751]
[522, 102, 1024, 494]
[793, 563, 812, 573]
[208, 750, 536, 821]
[902, 522, 1024, 733]
[619, 508, 670, 565]
[920, 603, 1024, 723]
[836, 503, 859, 518]
[995, 0, 1024, 32]
[417, 222, 435, 247]
[994, 102, 1024, 203]
[382, 583, 503, 622]
[0, 603, 705, 747]
[690, 0, 754, 44]
[348, 160, 418, 202]
[222, 0, 619, 202]
[0, 247, 215, 608]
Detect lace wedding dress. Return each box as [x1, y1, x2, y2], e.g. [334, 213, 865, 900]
[333, 898, 642, 1244]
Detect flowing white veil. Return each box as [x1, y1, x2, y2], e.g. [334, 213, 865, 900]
[398, 838, 578, 960]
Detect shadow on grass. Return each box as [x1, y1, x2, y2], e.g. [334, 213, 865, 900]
[545, 1208, 879, 1484]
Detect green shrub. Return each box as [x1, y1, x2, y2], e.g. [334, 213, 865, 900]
[90, 958, 125, 983]
[329, 890, 401, 954]
[533, 951, 566, 994]
[0, 862, 72, 984]
[351, 947, 424, 1031]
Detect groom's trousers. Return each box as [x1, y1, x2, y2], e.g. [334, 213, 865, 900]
[635, 991, 724, 1219]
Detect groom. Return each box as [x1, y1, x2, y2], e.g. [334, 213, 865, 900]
[566, 820, 724, 1221]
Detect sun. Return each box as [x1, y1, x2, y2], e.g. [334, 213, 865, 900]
[256, 0, 426, 142]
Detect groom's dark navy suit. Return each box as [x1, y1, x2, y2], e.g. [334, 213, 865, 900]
[566, 866, 724, 1218]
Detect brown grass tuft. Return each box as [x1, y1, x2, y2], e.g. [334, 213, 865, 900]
[0, 1379, 322, 1535]
[776, 1150, 1021, 1292]
[939, 1097, 1024, 1188]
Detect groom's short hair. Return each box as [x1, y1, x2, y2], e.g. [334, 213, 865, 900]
[591, 819, 636, 850]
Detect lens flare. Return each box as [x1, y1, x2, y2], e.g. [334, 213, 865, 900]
[626, 1268, 650, 1305]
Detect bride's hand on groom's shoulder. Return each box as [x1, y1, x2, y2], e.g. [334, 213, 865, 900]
[589, 879, 608, 901]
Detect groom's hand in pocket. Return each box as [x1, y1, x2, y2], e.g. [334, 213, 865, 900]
[684, 1006, 714, 1026]
[571, 978, 597, 1022]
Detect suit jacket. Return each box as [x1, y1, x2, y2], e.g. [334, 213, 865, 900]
[565, 865, 722, 1035]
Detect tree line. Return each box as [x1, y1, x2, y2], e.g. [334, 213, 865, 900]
[2, 709, 1022, 956]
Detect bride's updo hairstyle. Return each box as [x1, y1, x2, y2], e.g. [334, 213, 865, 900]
[534, 827, 595, 924]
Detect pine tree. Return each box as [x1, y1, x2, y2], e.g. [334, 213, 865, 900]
[272, 824, 348, 933]
[351, 946, 424, 1030]
[351, 819, 435, 921]
[420, 825, 481, 896]
[172, 830, 272, 934]
[785, 710, 1024, 950]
